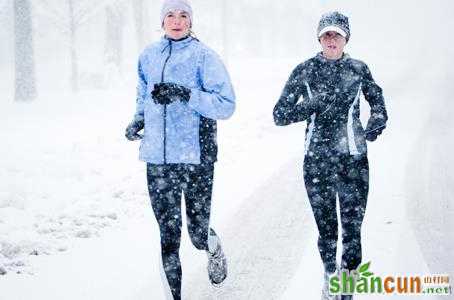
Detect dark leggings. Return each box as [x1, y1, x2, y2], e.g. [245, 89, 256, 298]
[303, 154, 369, 273]
[147, 163, 214, 300]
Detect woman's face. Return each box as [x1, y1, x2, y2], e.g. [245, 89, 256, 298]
[163, 10, 191, 40]
[320, 31, 347, 60]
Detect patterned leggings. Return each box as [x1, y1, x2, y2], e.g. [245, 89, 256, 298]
[303, 154, 369, 273]
[147, 163, 215, 300]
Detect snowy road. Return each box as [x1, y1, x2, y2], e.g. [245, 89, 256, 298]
[0, 136, 438, 300]
[1, 74, 452, 300]
[185, 126, 438, 300]
[1, 54, 452, 300]
[184, 158, 312, 299]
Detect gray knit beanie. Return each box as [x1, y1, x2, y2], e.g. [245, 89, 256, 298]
[160, 0, 193, 26]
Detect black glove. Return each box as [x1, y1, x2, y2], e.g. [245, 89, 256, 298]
[151, 83, 191, 105]
[125, 119, 144, 141]
[364, 118, 386, 141]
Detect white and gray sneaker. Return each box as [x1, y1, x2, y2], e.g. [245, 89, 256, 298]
[322, 270, 339, 300]
[206, 229, 227, 287]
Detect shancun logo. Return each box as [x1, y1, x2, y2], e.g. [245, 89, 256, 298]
[329, 262, 452, 296]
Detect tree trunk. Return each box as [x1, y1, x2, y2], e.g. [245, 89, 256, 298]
[14, 0, 36, 102]
[221, 0, 228, 63]
[68, 0, 78, 92]
[104, 3, 124, 86]
[105, 5, 124, 67]
[132, 0, 145, 50]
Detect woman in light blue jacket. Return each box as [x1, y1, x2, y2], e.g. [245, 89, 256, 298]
[125, 1, 235, 299]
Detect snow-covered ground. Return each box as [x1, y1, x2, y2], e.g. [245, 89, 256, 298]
[1, 0, 453, 299]
[1, 56, 453, 299]
[0, 59, 305, 298]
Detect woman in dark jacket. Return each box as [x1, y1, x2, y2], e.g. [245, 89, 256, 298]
[273, 11, 387, 300]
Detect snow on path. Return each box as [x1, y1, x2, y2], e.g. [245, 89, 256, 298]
[0, 148, 311, 300]
[1, 63, 450, 300]
[183, 134, 435, 300]
[405, 97, 454, 279]
[0, 138, 436, 300]
[184, 157, 313, 299]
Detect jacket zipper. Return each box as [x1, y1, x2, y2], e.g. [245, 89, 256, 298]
[161, 40, 172, 164]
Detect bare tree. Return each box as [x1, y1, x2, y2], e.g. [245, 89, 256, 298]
[104, 2, 125, 86]
[221, 0, 229, 62]
[131, 0, 145, 50]
[32, 0, 123, 92]
[14, 0, 37, 102]
[68, 0, 78, 92]
[105, 3, 124, 69]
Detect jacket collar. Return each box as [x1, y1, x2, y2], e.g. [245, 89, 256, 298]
[316, 52, 350, 64]
[159, 35, 195, 52]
